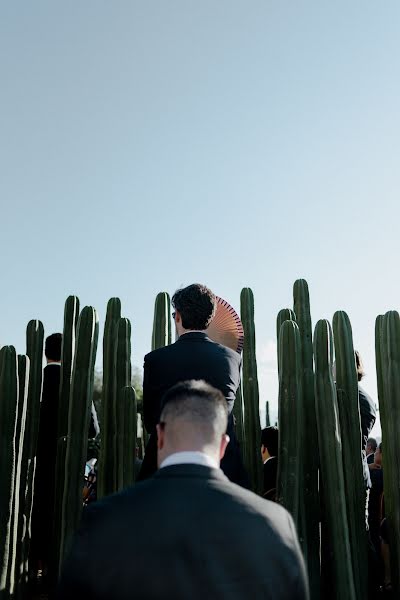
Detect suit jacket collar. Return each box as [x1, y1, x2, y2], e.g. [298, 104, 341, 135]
[176, 332, 211, 343]
[154, 463, 227, 482]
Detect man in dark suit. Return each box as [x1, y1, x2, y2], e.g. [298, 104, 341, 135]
[58, 381, 309, 600]
[138, 283, 247, 486]
[31, 333, 63, 577]
[261, 426, 279, 501]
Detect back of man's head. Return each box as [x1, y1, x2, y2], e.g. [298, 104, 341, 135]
[157, 380, 228, 465]
[45, 333, 62, 362]
[367, 437, 377, 453]
[172, 284, 216, 330]
[261, 426, 279, 457]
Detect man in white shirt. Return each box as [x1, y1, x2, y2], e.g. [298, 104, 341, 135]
[58, 380, 309, 600]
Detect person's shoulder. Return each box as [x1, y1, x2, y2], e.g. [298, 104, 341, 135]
[144, 343, 177, 364]
[359, 386, 376, 413]
[206, 338, 241, 362]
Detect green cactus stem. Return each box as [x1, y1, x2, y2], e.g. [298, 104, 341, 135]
[240, 288, 262, 494]
[60, 307, 99, 565]
[314, 319, 356, 600]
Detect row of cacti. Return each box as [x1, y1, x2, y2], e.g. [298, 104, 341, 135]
[1, 284, 400, 599]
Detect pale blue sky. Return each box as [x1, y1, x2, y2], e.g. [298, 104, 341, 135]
[2, 1, 400, 432]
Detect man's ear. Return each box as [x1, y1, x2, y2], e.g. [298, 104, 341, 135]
[156, 424, 165, 450]
[219, 434, 230, 461]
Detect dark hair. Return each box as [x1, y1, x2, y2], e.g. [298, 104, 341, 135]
[355, 350, 365, 382]
[261, 426, 279, 457]
[379, 442, 382, 452]
[160, 380, 228, 441]
[367, 437, 377, 452]
[45, 333, 62, 361]
[172, 284, 216, 330]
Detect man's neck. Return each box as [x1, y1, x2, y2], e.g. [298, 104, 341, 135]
[178, 329, 206, 337]
[160, 450, 219, 470]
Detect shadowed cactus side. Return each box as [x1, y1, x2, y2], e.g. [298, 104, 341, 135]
[376, 311, 400, 595]
[152, 292, 171, 350]
[240, 288, 262, 494]
[333, 311, 367, 600]
[314, 319, 355, 600]
[277, 320, 303, 533]
[293, 279, 320, 598]
[0, 346, 19, 597]
[60, 307, 99, 566]
[98, 298, 121, 499]
[115, 318, 132, 492]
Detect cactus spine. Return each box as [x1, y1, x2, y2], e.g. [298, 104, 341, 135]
[333, 311, 367, 599]
[152, 292, 171, 350]
[115, 318, 132, 492]
[0, 346, 19, 597]
[98, 298, 121, 498]
[240, 288, 262, 494]
[377, 311, 400, 594]
[60, 307, 99, 564]
[293, 280, 320, 598]
[314, 319, 355, 600]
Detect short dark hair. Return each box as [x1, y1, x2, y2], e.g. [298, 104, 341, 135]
[355, 350, 365, 382]
[172, 284, 216, 330]
[45, 333, 62, 361]
[160, 380, 228, 443]
[367, 437, 377, 452]
[261, 426, 279, 457]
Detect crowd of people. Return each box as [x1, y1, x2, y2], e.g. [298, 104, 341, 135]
[30, 283, 390, 599]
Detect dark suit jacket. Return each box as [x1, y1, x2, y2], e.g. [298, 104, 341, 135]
[58, 464, 309, 600]
[359, 386, 376, 489]
[139, 332, 247, 485]
[263, 457, 278, 501]
[31, 363, 61, 560]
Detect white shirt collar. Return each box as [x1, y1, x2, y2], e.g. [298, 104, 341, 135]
[160, 451, 219, 470]
[47, 362, 61, 366]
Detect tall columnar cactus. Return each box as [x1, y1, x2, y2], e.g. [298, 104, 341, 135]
[377, 311, 400, 594]
[233, 383, 245, 459]
[314, 319, 356, 600]
[293, 279, 320, 598]
[57, 296, 80, 440]
[333, 311, 368, 600]
[115, 318, 132, 492]
[0, 346, 19, 597]
[152, 292, 172, 351]
[8, 356, 29, 597]
[60, 307, 99, 566]
[265, 400, 270, 427]
[19, 321, 44, 587]
[240, 288, 262, 494]
[121, 386, 137, 488]
[277, 320, 303, 532]
[98, 298, 121, 499]
[276, 308, 296, 376]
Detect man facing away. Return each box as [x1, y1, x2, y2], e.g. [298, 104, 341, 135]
[261, 426, 279, 501]
[58, 381, 309, 600]
[138, 283, 248, 486]
[31, 333, 63, 581]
